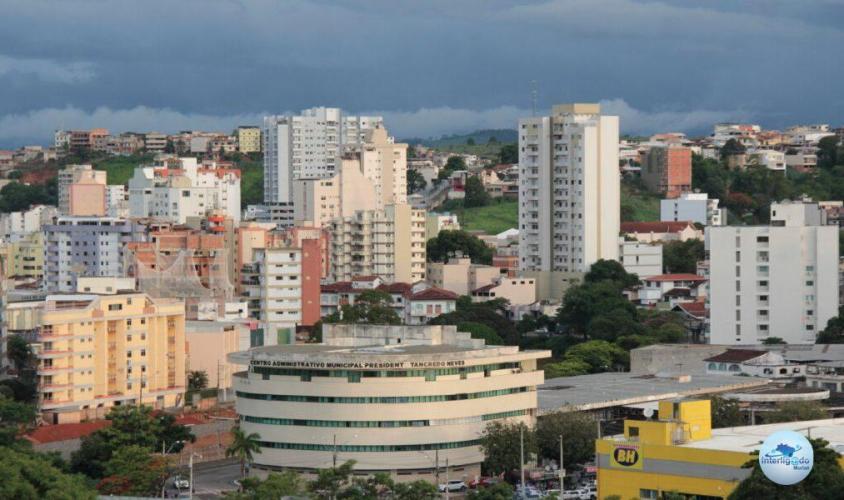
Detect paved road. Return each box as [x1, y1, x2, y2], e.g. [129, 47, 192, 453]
[166, 458, 241, 499]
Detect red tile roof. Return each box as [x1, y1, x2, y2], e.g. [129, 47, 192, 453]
[644, 273, 706, 282]
[25, 421, 110, 444]
[675, 301, 707, 319]
[352, 275, 380, 282]
[704, 349, 767, 363]
[621, 221, 697, 234]
[321, 282, 356, 293]
[410, 287, 459, 301]
[377, 282, 413, 295]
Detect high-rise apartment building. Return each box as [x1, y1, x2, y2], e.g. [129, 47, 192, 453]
[707, 201, 839, 344]
[36, 284, 185, 423]
[44, 217, 145, 292]
[262, 107, 382, 225]
[329, 204, 426, 283]
[240, 247, 302, 346]
[641, 145, 692, 199]
[128, 157, 241, 223]
[518, 104, 620, 273]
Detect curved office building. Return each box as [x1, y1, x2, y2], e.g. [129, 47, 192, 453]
[229, 324, 549, 480]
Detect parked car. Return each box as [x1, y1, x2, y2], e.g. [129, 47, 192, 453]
[468, 476, 500, 489]
[515, 485, 543, 499]
[581, 484, 597, 499]
[561, 488, 589, 500]
[173, 476, 190, 490]
[439, 480, 467, 492]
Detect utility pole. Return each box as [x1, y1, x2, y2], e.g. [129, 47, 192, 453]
[520, 425, 525, 493]
[435, 449, 440, 486]
[333, 434, 337, 467]
[559, 434, 565, 490]
[445, 458, 450, 500]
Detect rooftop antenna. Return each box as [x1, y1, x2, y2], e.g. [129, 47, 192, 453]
[530, 80, 538, 117]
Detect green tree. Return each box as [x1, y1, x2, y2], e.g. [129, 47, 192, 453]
[407, 169, 427, 194]
[556, 281, 637, 338]
[584, 259, 639, 288]
[479, 421, 536, 476]
[662, 239, 705, 274]
[563, 340, 629, 373]
[721, 138, 746, 158]
[458, 322, 504, 345]
[467, 138, 476, 146]
[817, 306, 844, 343]
[765, 401, 828, 423]
[543, 359, 591, 378]
[97, 445, 169, 496]
[499, 144, 518, 164]
[309, 460, 356, 499]
[0, 181, 54, 212]
[536, 411, 598, 467]
[224, 470, 303, 499]
[0, 447, 96, 500]
[325, 289, 402, 325]
[762, 337, 787, 345]
[71, 405, 194, 479]
[464, 176, 491, 208]
[392, 479, 440, 499]
[817, 135, 841, 169]
[426, 230, 494, 265]
[467, 481, 514, 499]
[429, 298, 518, 344]
[6, 334, 34, 374]
[728, 438, 844, 499]
[488, 136, 499, 144]
[227, 426, 262, 479]
[710, 396, 744, 428]
[188, 370, 209, 390]
[0, 396, 36, 445]
[439, 156, 467, 180]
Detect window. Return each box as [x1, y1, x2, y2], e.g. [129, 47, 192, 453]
[108, 304, 122, 311]
[628, 427, 639, 438]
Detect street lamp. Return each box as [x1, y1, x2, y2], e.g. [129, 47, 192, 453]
[189, 452, 203, 500]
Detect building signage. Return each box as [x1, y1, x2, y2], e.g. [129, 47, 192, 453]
[759, 430, 814, 485]
[610, 444, 643, 470]
[249, 359, 466, 369]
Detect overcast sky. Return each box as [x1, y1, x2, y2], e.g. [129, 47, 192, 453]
[1, 0, 842, 147]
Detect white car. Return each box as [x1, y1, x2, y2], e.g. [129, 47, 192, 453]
[173, 476, 190, 490]
[561, 489, 588, 500]
[438, 480, 467, 492]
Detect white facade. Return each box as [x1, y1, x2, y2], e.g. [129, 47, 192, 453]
[262, 107, 383, 224]
[0, 205, 58, 242]
[105, 185, 128, 218]
[707, 202, 839, 345]
[228, 324, 549, 477]
[128, 158, 241, 223]
[749, 149, 786, 171]
[241, 247, 302, 346]
[660, 192, 725, 226]
[619, 240, 663, 278]
[518, 104, 620, 273]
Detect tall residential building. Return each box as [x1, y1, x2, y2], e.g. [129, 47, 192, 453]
[58, 165, 106, 215]
[0, 205, 58, 241]
[329, 204, 426, 283]
[240, 247, 302, 346]
[293, 153, 378, 228]
[641, 145, 692, 199]
[262, 107, 383, 224]
[0, 232, 45, 279]
[44, 217, 145, 292]
[36, 285, 185, 423]
[237, 126, 262, 153]
[660, 192, 725, 226]
[128, 157, 241, 223]
[707, 201, 839, 345]
[518, 104, 620, 273]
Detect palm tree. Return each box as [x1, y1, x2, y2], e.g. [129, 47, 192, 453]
[226, 426, 262, 479]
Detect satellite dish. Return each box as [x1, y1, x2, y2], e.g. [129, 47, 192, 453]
[643, 408, 655, 419]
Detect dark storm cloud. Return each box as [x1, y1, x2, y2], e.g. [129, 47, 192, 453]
[0, 0, 842, 146]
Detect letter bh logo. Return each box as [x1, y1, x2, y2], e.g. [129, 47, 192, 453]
[611, 445, 642, 469]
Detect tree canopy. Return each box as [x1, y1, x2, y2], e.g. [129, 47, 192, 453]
[479, 421, 536, 477]
[324, 289, 403, 326]
[407, 169, 427, 194]
[662, 239, 705, 274]
[498, 144, 518, 164]
[464, 176, 491, 208]
[430, 298, 518, 344]
[0, 447, 96, 500]
[535, 411, 598, 467]
[817, 306, 844, 344]
[426, 230, 493, 265]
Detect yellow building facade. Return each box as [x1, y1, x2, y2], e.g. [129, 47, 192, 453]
[238, 126, 262, 153]
[0, 232, 45, 279]
[37, 292, 186, 423]
[596, 399, 844, 499]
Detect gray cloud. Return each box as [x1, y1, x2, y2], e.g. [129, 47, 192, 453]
[0, 54, 95, 84]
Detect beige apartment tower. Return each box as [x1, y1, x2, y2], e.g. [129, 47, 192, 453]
[518, 104, 620, 272]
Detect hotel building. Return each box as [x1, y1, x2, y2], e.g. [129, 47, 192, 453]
[229, 324, 550, 480]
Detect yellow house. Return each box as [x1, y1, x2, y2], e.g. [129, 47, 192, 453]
[596, 399, 844, 499]
[36, 290, 186, 423]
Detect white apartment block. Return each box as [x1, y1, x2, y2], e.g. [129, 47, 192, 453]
[106, 185, 128, 218]
[329, 204, 426, 283]
[619, 239, 663, 278]
[262, 107, 383, 225]
[518, 103, 620, 273]
[128, 157, 241, 223]
[748, 149, 786, 171]
[241, 247, 302, 345]
[707, 201, 839, 345]
[43, 217, 144, 292]
[660, 192, 725, 226]
[0, 205, 58, 242]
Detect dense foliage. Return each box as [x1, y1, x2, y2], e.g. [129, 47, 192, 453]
[426, 229, 494, 265]
[323, 289, 403, 326]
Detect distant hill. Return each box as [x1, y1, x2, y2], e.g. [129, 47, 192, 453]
[402, 129, 517, 147]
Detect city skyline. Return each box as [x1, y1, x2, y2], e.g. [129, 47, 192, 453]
[2, 1, 844, 146]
